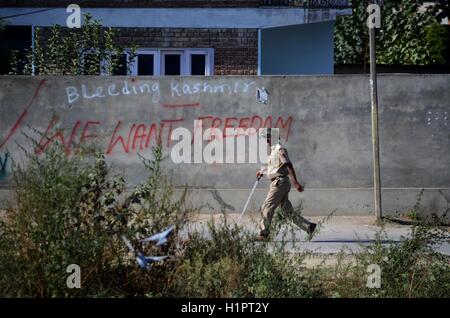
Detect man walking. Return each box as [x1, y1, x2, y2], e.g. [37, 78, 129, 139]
[256, 128, 316, 241]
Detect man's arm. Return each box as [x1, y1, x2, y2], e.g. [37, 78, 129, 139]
[279, 147, 304, 192]
[256, 166, 267, 179]
[286, 163, 304, 192]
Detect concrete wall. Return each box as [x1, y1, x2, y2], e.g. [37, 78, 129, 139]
[0, 75, 449, 218]
[261, 21, 335, 75]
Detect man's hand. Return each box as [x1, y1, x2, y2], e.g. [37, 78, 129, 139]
[293, 181, 304, 192]
[256, 170, 263, 180]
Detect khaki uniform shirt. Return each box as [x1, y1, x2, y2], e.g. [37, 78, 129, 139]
[266, 144, 291, 180]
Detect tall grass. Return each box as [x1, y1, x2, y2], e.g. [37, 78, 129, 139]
[0, 141, 448, 298]
[0, 142, 187, 297]
[325, 224, 450, 298]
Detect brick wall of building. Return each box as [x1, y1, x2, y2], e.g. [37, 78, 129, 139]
[39, 26, 258, 75]
[114, 27, 258, 75]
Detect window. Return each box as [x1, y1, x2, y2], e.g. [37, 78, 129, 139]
[162, 51, 182, 75]
[0, 26, 32, 75]
[138, 54, 155, 75]
[129, 48, 214, 76]
[81, 49, 105, 75]
[111, 53, 128, 76]
[83, 54, 100, 75]
[186, 49, 212, 76]
[99, 51, 132, 76]
[129, 49, 158, 76]
[190, 55, 206, 75]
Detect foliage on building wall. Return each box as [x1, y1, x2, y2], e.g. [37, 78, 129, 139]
[9, 14, 135, 75]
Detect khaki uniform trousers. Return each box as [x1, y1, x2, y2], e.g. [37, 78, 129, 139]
[259, 175, 311, 236]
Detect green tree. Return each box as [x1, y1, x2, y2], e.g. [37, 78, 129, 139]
[10, 14, 135, 75]
[334, 0, 369, 65]
[335, 0, 449, 65]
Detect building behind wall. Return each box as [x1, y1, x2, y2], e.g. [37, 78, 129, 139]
[0, 0, 352, 75]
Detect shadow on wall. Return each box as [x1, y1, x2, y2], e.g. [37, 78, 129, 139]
[0, 152, 11, 183]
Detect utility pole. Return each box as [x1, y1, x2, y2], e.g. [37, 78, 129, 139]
[367, 2, 382, 220]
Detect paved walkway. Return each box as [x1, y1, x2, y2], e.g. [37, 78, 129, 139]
[184, 214, 450, 257]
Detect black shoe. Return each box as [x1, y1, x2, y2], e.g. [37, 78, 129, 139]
[307, 223, 317, 236]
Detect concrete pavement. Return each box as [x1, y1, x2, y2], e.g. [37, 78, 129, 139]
[184, 214, 450, 258]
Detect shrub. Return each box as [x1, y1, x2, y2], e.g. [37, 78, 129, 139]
[324, 224, 450, 298]
[0, 139, 448, 298]
[166, 217, 323, 298]
[0, 141, 187, 297]
[9, 14, 135, 75]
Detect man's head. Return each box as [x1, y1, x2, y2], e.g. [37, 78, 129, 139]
[259, 128, 271, 146]
[259, 128, 280, 147]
